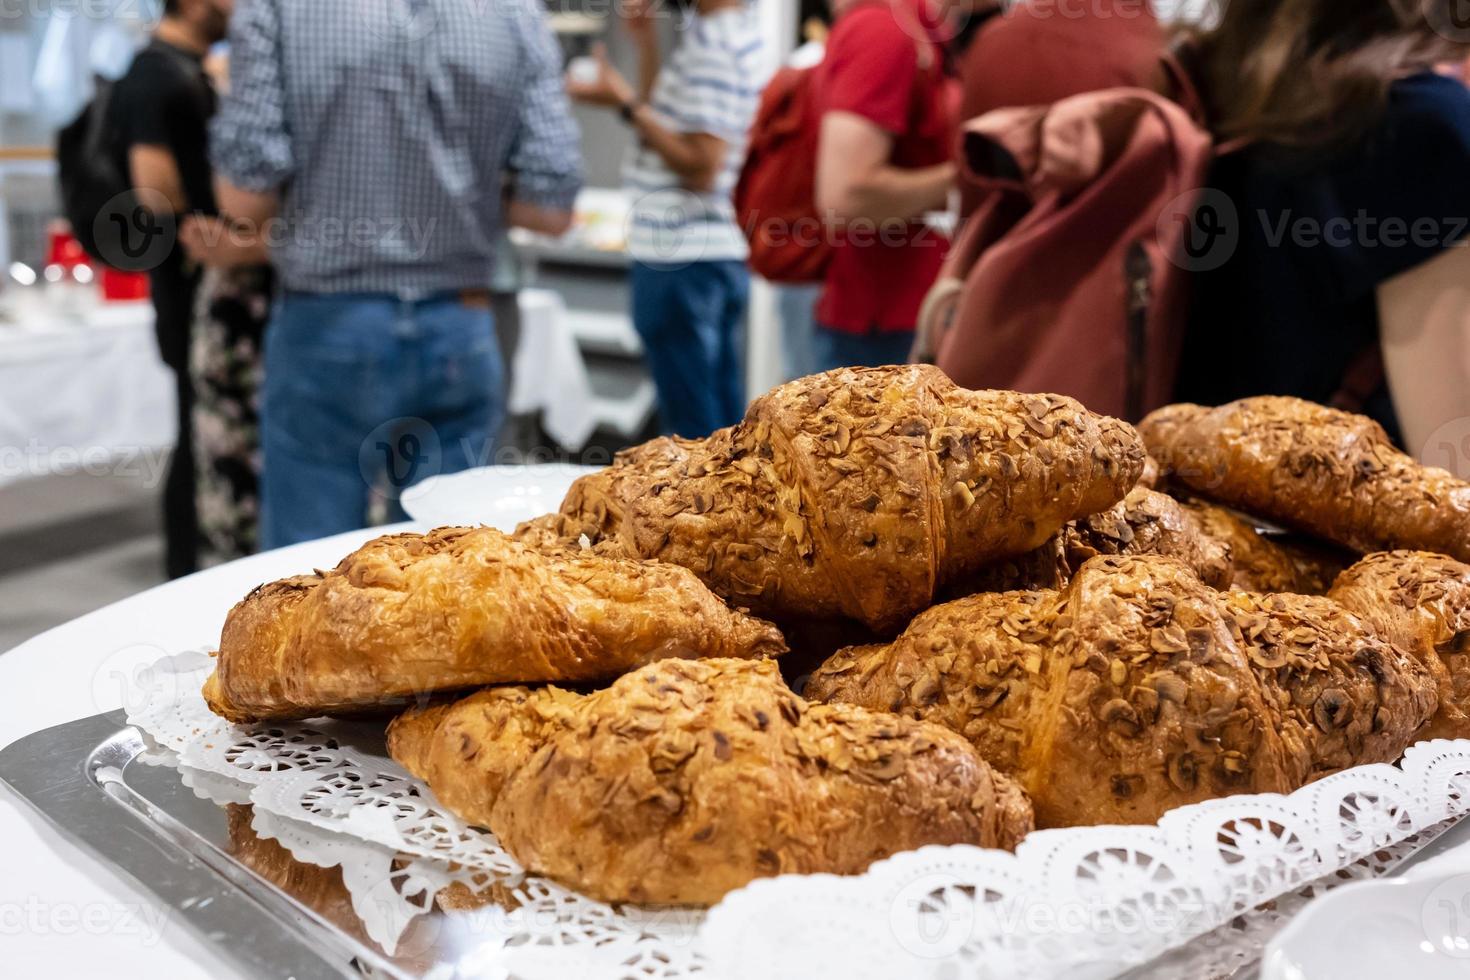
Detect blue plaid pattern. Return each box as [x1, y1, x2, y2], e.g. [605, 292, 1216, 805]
[212, 0, 583, 295]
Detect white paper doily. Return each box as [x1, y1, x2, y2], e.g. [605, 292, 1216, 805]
[126, 652, 1470, 979]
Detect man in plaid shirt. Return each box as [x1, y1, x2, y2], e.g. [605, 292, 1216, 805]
[205, 0, 582, 547]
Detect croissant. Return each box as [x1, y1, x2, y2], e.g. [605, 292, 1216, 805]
[202, 527, 786, 723]
[1178, 498, 1350, 594]
[388, 658, 1033, 905]
[806, 554, 1435, 828]
[1140, 397, 1470, 561]
[518, 365, 1144, 631]
[948, 486, 1233, 595]
[1328, 551, 1470, 740]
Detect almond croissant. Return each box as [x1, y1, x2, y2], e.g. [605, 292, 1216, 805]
[948, 486, 1232, 595]
[1140, 397, 1470, 561]
[387, 658, 1033, 905]
[1179, 498, 1351, 595]
[202, 527, 786, 722]
[1328, 551, 1470, 740]
[518, 365, 1145, 631]
[807, 554, 1435, 829]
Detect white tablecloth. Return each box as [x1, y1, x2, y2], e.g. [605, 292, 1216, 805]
[0, 290, 597, 493]
[6, 523, 1470, 977]
[0, 299, 176, 489]
[0, 525, 408, 980]
[511, 288, 597, 451]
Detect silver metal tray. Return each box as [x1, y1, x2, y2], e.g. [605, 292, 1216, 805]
[0, 711, 425, 980]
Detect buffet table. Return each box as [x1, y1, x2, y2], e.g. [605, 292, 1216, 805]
[0, 289, 597, 496]
[0, 300, 174, 489]
[0, 525, 402, 980]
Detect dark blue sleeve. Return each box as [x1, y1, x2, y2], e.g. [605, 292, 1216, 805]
[1308, 73, 1470, 296]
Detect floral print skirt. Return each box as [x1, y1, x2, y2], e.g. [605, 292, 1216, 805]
[189, 264, 274, 567]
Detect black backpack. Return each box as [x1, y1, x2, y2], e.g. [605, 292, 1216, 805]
[55, 76, 139, 268]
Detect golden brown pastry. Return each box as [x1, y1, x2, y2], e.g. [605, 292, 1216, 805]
[1329, 551, 1470, 740]
[388, 658, 1033, 905]
[203, 527, 786, 723]
[948, 487, 1232, 595]
[1180, 499, 1350, 594]
[519, 366, 1145, 632]
[1140, 397, 1470, 561]
[807, 554, 1435, 828]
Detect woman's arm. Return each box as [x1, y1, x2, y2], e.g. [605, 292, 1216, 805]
[566, 44, 726, 192]
[1377, 243, 1470, 464]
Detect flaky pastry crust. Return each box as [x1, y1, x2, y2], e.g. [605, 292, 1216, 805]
[807, 554, 1435, 828]
[1140, 397, 1470, 560]
[951, 486, 1233, 595]
[203, 527, 785, 722]
[388, 658, 1033, 905]
[1329, 551, 1470, 740]
[519, 366, 1144, 631]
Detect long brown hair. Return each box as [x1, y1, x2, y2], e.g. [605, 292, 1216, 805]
[1190, 0, 1470, 148]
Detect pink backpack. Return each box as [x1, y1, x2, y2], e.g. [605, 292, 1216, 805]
[914, 63, 1218, 421]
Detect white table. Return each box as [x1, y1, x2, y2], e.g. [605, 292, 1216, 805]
[7, 524, 1470, 977]
[0, 298, 175, 489]
[0, 525, 406, 980]
[511, 288, 597, 451]
[0, 290, 597, 495]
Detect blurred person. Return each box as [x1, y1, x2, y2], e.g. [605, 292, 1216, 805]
[209, 0, 582, 549]
[777, 5, 831, 381]
[166, 44, 276, 567]
[810, 0, 964, 371]
[955, 0, 1165, 219]
[1175, 0, 1470, 457]
[107, 0, 232, 578]
[569, 0, 765, 438]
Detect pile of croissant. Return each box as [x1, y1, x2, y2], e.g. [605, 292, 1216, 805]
[202, 366, 1470, 906]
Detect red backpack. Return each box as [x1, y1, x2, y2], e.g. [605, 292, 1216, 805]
[914, 59, 1221, 421]
[734, 64, 833, 283]
[736, 1, 941, 284]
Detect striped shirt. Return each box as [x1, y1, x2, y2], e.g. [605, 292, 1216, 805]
[210, 0, 582, 296]
[623, 7, 766, 265]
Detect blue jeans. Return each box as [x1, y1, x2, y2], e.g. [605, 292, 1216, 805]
[812, 325, 916, 372]
[630, 260, 748, 438]
[259, 291, 504, 549]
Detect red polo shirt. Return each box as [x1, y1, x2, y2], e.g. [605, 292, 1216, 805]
[815, 0, 955, 335]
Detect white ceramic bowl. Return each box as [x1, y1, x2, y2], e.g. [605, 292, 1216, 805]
[399, 464, 597, 532]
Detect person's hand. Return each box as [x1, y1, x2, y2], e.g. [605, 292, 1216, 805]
[180, 214, 268, 268]
[566, 43, 636, 109]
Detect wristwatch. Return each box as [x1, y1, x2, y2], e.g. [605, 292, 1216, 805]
[619, 99, 642, 124]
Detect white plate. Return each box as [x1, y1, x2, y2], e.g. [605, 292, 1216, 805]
[1262, 872, 1470, 979]
[399, 464, 596, 531]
